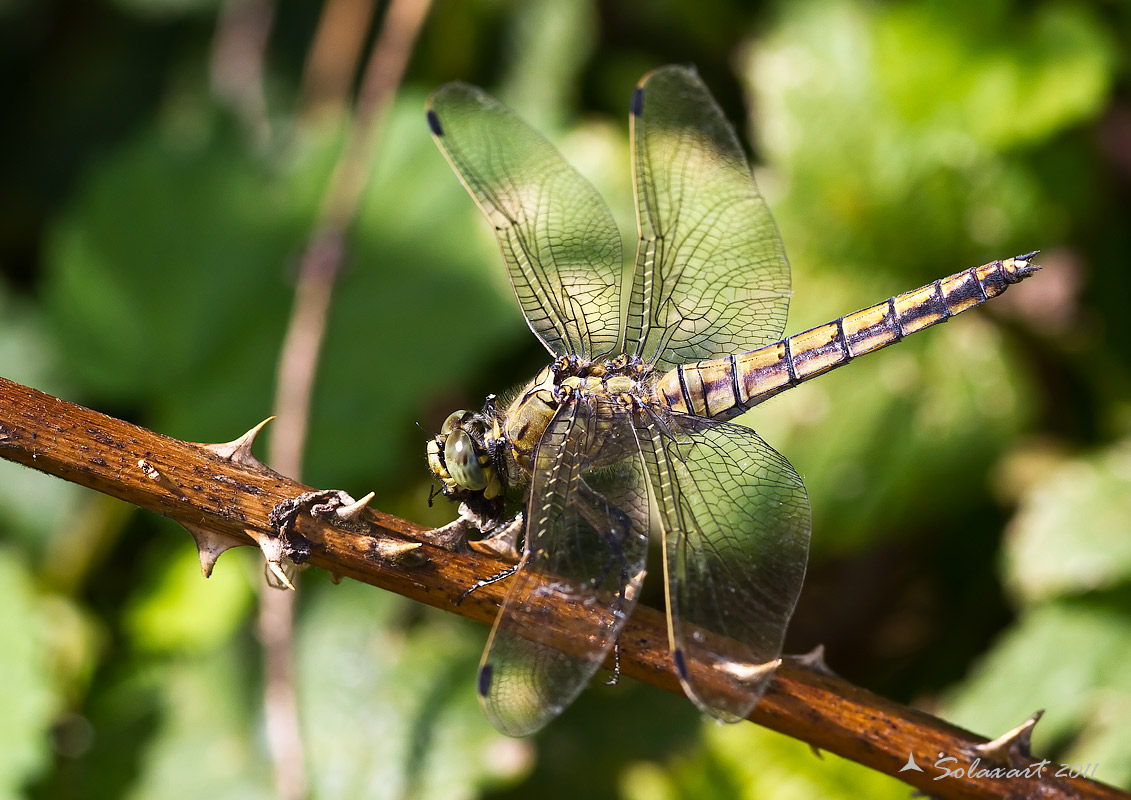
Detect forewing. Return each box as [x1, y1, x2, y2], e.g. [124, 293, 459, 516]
[636, 408, 809, 721]
[427, 84, 622, 360]
[478, 399, 648, 736]
[626, 65, 792, 370]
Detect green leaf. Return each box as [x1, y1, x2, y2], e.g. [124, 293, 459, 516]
[620, 721, 911, 800]
[944, 599, 1131, 789]
[876, 1, 1115, 148]
[43, 121, 296, 424]
[296, 580, 529, 799]
[745, 0, 1112, 270]
[124, 651, 275, 800]
[1004, 440, 1131, 603]
[0, 549, 62, 797]
[125, 543, 256, 655]
[1060, 687, 1131, 789]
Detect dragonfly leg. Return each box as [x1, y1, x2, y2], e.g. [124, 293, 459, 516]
[455, 513, 525, 604]
[604, 638, 622, 686]
[457, 561, 521, 606]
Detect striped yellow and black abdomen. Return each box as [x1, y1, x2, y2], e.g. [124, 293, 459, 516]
[656, 253, 1039, 420]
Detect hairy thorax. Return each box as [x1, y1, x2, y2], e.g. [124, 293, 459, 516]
[427, 353, 660, 526]
[504, 354, 657, 478]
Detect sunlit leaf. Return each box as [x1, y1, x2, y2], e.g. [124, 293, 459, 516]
[0, 550, 61, 796]
[297, 580, 530, 799]
[620, 721, 910, 800]
[125, 543, 255, 655]
[124, 651, 274, 800]
[43, 122, 296, 432]
[944, 599, 1131, 789]
[876, 2, 1114, 148]
[1004, 440, 1131, 603]
[745, 0, 1111, 269]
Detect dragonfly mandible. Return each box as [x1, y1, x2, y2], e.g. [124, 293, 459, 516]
[424, 65, 1038, 737]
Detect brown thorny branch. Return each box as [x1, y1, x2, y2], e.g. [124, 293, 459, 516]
[1, 377, 1126, 800]
[210, 1, 434, 797]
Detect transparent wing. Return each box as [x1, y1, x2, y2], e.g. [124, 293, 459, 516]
[477, 398, 649, 736]
[626, 65, 792, 370]
[635, 407, 809, 721]
[427, 83, 623, 360]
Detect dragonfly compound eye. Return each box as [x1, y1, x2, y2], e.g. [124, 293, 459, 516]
[444, 429, 488, 491]
[441, 410, 471, 435]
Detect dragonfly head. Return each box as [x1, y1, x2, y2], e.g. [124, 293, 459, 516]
[428, 409, 505, 511]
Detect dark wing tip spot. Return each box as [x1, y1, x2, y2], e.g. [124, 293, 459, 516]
[477, 664, 493, 697]
[673, 648, 688, 680]
[426, 109, 444, 137]
[630, 86, 645, 118]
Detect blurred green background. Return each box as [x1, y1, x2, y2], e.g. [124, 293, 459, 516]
[2, 0, 1130, 797]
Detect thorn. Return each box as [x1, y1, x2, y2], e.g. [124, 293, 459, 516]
[468, 537, 514, 558]
[271, 489, 374, 535]
[334, 491, 374, 523]
[200, 417, 275, 468]
[265, 558, 296, 590]
[180, 522, 240, 577]
[328, 571, 344, 585]
[789, 644, 836, 677]
[809, 744, 823, 760]
[424, 514, 475, 552]
[372, 539, 427, 566]
[968, 710, 1043, 766]
[467, 513, 523, 560]
[248, 530, 296, 591]
[716, 657, 781, 684]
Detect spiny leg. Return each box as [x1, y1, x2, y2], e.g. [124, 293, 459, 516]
[457, 562, 521, 606]
[457, 513, 525, 605]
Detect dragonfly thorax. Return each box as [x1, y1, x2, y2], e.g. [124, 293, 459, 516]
[504, 354, 655, 474]
[428, 353, 656, 523]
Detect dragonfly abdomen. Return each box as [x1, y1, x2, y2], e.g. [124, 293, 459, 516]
[657, 253, 1039, 420]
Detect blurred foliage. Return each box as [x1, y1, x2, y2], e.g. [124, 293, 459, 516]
[1, 0, 1129, 798]
[620, 723, 912, 800]
[944, 437, 1131, 788]
[0, 550, 61, 800]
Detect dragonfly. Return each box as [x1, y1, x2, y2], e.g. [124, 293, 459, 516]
[424, 65, 1038, 737]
